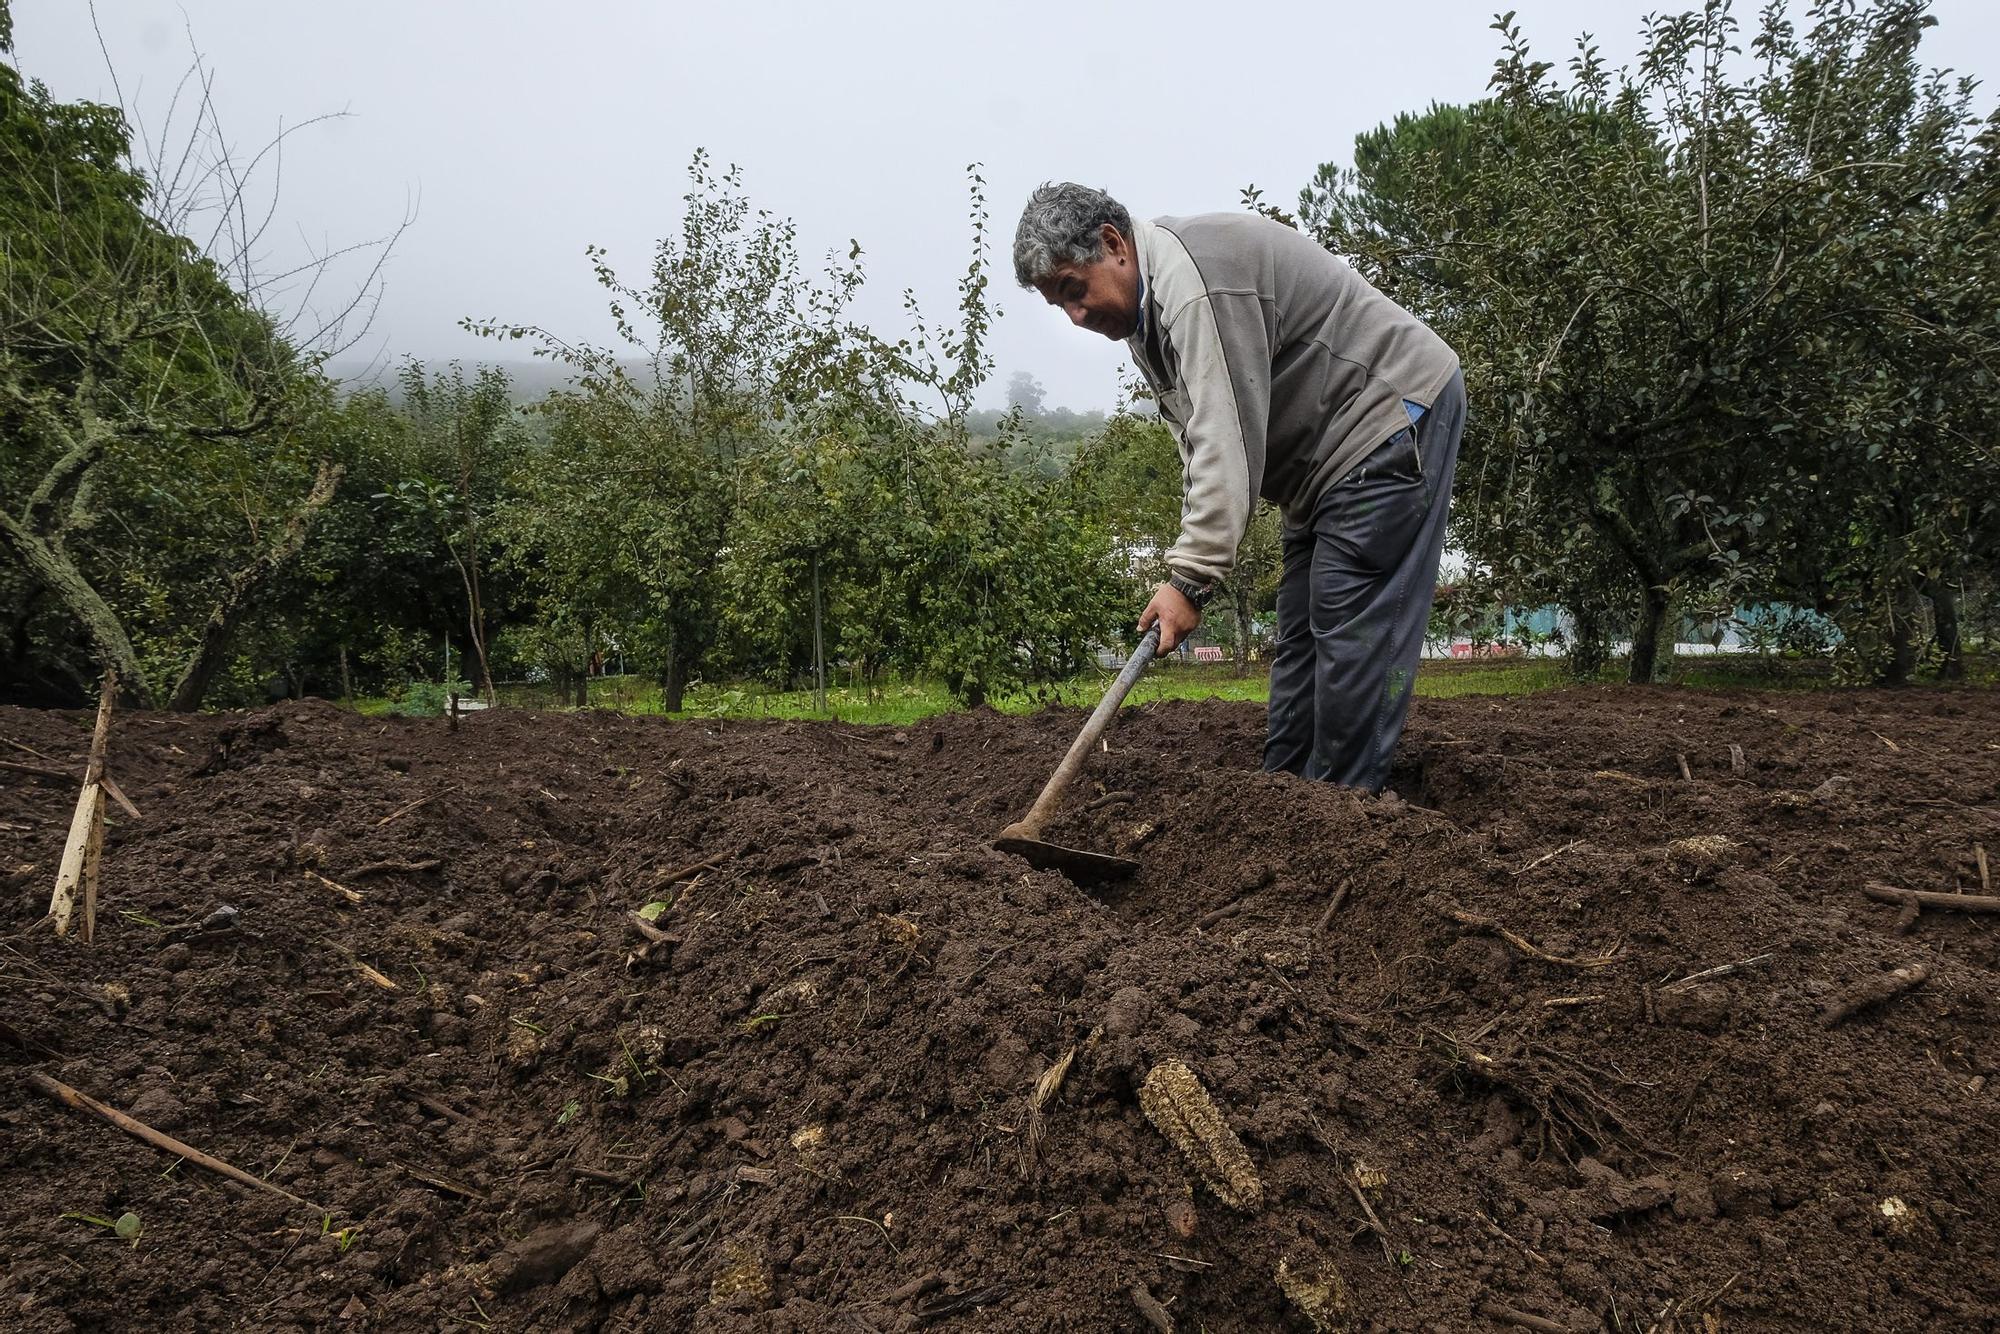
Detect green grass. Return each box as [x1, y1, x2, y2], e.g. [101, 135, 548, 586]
[351, 650, 1989, 725]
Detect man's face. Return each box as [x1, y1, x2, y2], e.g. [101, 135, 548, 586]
[1034, 223, 1142, 342]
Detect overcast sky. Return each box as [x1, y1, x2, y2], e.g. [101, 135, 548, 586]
[13, 1, 1998, 411]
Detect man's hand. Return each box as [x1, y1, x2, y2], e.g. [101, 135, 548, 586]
[1139, 582, 1203, 653]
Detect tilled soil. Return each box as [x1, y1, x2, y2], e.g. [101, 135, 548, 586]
[1, 685, 1997, 1333]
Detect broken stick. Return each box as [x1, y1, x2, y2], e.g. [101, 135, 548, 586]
[346, 857, 442, 878]
[1314, 876, 1354, 932]
[1862, 883, 2000, 915]
[1821, 961, 1932, 1028]
[26, 1071, 325, 1214]
[1130, 1284, 1175, 1333]
[0, 758, 68, 782]
[1426, 897, 1619, 969]
[306, 869, 364, 905]
[1476, 1301, 1572, 1334]
[49, 669, 117, 941]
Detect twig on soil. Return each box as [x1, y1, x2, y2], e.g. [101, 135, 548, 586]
[1821, 961, 1932, 1028]
[1086, 789, 1135, 812]
[1477, 1300, 1572, 1333]
[321, 938, 398, 990]
[1659, 953, 1773, 993]
[1426, 897, 1621, 970]
[914, 1284, 1009, 1320]
[1862, 882, 2000, 914]
[1543, 995, 1606, 1008]
[1871, 731, 1900, 752]
[26, 1071, 325, 1213]
[1315, 877, 1354, 932]
[346, 858, 442, 878]
[410, 1093, 472, 1125]
[0, 1017, 65, 1059]
[0, 758, 68, 781]
[1892, 892, 1921, 935]
[1346, 1174, 1396, 1266]
[2, 735, 58, 762]
[392, 1159, 488, 1200]
[1477, 1213, 1548, 1266]
[1129, 1284, 1175, 1333]
[654, 852, 729, 885]
[1512, 841, 1583, 877]
[878, 1272, 943, 1304]
[1194, 898, 1245, 931]
[305, 870, 363, 905]
[816, 1213, 900, 1253]
[377, 790, 451, 827]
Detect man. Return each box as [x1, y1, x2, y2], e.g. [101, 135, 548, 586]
[1013, 182, 1464, 792]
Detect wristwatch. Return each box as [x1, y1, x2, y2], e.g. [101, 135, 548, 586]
[1168, 572, 1216, 608]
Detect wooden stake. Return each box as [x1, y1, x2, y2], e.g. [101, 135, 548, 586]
[1977, 844, 1990, 894]
[1676, 753, 1692, 782]
[49, 671, 118, 941]
[26, 1071, 325, 1214]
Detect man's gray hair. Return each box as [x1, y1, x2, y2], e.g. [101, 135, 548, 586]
[1012, 182, 1133, 289]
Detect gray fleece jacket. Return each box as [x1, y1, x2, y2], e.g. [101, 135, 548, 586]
[1126, 213, 1460, 585]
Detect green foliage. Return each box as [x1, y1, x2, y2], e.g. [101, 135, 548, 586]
[1303, 0, 1997, 684]
[468, 154, 1129, 711]
[0, 19, 373, 708]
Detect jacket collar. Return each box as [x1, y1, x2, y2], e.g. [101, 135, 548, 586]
[1127, 218, 1159, 346]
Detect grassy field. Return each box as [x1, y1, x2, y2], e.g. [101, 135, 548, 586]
[341, 652, 1930, 725]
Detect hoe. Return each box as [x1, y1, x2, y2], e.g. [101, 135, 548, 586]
[995, 625, 1159, 882]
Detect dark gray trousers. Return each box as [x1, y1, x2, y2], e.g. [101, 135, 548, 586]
[1263, 369, 1465, 791]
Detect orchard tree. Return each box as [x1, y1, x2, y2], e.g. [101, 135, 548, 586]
[0, 6, 394, 706]
[376, 362, 525, 702]
[1304, 0, 1996, 681]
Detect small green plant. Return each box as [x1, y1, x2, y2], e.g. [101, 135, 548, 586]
[62, 1211, 143, 1246]
[557, 1098, 582, 1127]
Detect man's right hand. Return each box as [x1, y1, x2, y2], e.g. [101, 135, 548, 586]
[1139, 582, 1203, 653]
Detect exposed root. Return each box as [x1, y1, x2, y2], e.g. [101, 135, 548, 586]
[1426, 896, 1622, 970]
[1431, 1029, 1643, 1162]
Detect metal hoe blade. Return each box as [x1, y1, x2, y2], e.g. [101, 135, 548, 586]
[993, 829, 1140, 883]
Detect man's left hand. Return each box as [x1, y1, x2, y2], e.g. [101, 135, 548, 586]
[1139, 582, 1202, 653]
